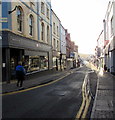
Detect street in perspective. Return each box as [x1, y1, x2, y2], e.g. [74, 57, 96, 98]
[0, 0, 115, 119]
[2, 66, 97, 119]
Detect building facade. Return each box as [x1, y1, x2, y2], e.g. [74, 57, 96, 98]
[65, 29, 78, 69]
[95, 30, 104, 69]
[60, 24, 66, 70]
[103, 0, 115, 74]
[2, 0, 52, 82]
[65, 29, 71, 58]
[51, 9, 61, 70]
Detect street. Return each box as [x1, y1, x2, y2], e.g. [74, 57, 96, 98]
[2, 66, 97, 119]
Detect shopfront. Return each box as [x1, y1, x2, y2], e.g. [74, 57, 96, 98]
[52, 51, 60, 70]
[24, 50, 48, 73]
[2, 48, 24, 82]
[2, 31, 52, 82]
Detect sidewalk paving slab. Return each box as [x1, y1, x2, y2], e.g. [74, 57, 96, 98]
[1, 69, 69, 94]
[91, 72, 115, 119]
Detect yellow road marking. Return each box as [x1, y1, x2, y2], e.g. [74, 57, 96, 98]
[76, 74, 91, 119]
[82, 95, 91, 118]
[76, 80, 86, 118]
[76, 92, 85, 118]
[1, 73, 70, 96]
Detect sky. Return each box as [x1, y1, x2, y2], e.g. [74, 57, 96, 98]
[51, 0, 111, 54]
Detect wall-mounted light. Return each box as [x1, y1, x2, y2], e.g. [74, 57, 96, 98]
[8, 6, 18, 14]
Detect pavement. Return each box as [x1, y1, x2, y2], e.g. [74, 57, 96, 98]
[1, 69, 69, 94]
[91, 71, 115, 119]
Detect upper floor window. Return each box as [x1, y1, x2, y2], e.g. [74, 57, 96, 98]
[46, 7, 49, 19]
[110, 16, 113, 35]
[29, 15, 33, 36]
[47, 25, 49, 43]
[30, 2, 35, 9]
[41, 22, 45, 41]
[53, 22, 55, 34]
[53, 38, 56, 49]
[41, 2, 45, 14]
[17, 6, 23, 32]
[57, 40, 59, 50]
[57, 26, 59, 36]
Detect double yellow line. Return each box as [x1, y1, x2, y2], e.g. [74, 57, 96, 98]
[1, 72, 71, 96]
[76, 74, 91, 119]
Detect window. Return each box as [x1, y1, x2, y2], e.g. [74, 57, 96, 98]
[57, 40, 59, 50]
[46, 7, 49, 19]
[110, 16, 113, 35]
[57, 26, 59, 36]
[53, 38, 56, 49]
[17, 6, 23, 32]
[47, 25, 49, 43]
[30, 1, 35, 9]
[41, 2, 45, 14]
[53, 22, 55, 34]
[29, 15, 33, 36]
[41, 22, 45, 41]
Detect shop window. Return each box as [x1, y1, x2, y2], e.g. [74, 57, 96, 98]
[28, 56, 40, 72]
[25, 55, 48, 72]
[53, 57, 56, 67]
[40, 56, 48, 69]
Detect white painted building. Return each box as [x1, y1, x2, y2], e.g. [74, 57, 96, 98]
[51, 9, 61, 70]
[103, 0, 115, 74]
[96, 30, 104, 69]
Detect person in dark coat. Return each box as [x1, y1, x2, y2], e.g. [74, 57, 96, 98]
[16, 61, 26, 87]
[104, 64, 107, 72]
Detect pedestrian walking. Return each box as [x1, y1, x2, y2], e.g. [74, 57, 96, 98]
[16, 61, 26, 87]
[104, 64, 107, 72]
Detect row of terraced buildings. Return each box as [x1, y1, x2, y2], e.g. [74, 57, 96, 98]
[95, 0, 115, 75]
[0, 0, 78, 82]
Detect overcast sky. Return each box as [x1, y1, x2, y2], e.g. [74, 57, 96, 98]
[51, 0, 111, 54]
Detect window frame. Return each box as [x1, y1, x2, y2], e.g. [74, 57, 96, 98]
[46, 7, 49, 19]
[110, 16, 113, 36]
[53, 22, 55, 34]
[47, 25, 49, 43]
[29, 14, 34, 36]
[17, 6, 23, 32]
[57, 26, 59, 36]
[41, 2, 45, 14]
[41, 22, 45, 41]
